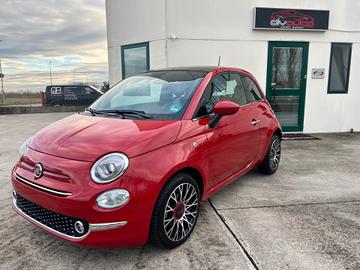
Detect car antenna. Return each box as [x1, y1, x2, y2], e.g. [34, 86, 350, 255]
[217, 56, 221, 66]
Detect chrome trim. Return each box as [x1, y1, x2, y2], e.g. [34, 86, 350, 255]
[251, 119, 260, 126]
[90, 221, 128, 231]
[15, 174, 72, 196]
[12, 191, 127, 241]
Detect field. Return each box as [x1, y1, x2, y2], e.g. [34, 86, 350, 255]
[0, 92, 42, 106]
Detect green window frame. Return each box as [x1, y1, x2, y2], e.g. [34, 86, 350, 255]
[121, 42, 150, 79]
[328, 43, 352, 94]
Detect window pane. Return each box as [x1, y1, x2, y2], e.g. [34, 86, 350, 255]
[208, 73, 247, 110]
[271, 96, 299, 126]
[229, 74, 247, 106]
[241, 76, 262, 103]
[92, 70, 206, 120]
[271, 47, 303, 89]
[122, 44, 148, 78]
[328, 43, 352, 93]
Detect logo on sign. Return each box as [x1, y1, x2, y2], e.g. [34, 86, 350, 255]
[311, 68, 325, 79]
[51, 87, 62, 95]
[270, 10, 315, 29]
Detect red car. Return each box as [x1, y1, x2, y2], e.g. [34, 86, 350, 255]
[12, 67, 281, 248]
[270, 10, 315, 28]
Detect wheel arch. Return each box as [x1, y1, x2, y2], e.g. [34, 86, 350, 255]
[257, 127, 282, 165]
[160, 165, 206, 201]
[174, 167, 204, 199]
[274, 128, 282, 140]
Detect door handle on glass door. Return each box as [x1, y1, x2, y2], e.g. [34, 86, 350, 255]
[251, 120, 260, 126]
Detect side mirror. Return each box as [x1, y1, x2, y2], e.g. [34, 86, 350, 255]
[209, 100, 240, 128]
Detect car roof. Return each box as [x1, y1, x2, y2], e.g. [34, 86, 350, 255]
[145, 66, 254, 78]
[146, 66, 220, 73]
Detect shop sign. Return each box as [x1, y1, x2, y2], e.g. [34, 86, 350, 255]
[254, 8, 329, 31]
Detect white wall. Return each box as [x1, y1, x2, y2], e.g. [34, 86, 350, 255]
[106, 0, 166, 85]
[167, 39, 268, 90]
[106, 0, 360, 132]
[304, 43, 360, 133]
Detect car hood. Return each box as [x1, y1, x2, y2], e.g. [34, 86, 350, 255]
[29, 114, 182, 161]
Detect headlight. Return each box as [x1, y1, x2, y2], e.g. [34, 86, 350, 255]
[18, 137, 32, 156]
[90, 153, 129, 184]
[96, 189, 130, 209]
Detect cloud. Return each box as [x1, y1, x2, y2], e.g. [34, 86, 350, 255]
[0, 0, 108, 92]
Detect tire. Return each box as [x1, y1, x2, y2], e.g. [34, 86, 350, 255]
[150, 173, 200, 249]
[258, 134, 281, 175]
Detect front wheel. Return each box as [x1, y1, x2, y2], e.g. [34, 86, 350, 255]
[258, 134, 281, 174]
[150, 173, 200, 249]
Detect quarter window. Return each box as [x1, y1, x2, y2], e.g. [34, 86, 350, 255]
[241, 76, 263, 103]
[121, 42, 149, 79]
[328, 43, 352, 94]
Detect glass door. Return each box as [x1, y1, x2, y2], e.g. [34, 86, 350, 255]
[266, 42, 309, 132]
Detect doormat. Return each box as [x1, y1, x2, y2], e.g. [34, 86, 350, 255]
[282, 133, 321, 141]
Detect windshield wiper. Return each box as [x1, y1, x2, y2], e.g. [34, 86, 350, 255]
[87, 108, 121, 117]
[87, 108, 151, 119]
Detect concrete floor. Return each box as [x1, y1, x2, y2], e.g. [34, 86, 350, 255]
[1, 113, 360, 270]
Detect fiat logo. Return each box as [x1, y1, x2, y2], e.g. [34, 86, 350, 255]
[34, 163, 43, 178]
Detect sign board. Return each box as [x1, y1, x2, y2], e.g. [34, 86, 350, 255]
[254, 8, 329, 31]
[311, 68, 325, 79]
[0, 73, 4, 79]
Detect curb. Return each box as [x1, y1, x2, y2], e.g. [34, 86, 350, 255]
[0, 106, 87, 115]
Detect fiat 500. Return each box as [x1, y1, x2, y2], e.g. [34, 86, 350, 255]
[12, 67, 281, 248]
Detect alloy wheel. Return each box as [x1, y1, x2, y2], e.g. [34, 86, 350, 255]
[163, 183, 199, 242]
[269, 138, 281, 170]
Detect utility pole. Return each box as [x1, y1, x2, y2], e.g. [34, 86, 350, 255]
[0, 58, 5, 105]
[0, 40, 5, 104]
[49, 61, 53, 85]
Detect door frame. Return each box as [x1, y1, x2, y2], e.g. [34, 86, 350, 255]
[266, 41, 309, 132]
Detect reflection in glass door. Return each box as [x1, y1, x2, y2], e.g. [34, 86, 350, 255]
[266, 42, 309, 132]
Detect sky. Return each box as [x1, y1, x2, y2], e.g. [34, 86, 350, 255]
[0, 0, 108, 92]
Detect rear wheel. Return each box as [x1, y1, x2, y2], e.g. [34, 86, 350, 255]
[150, 173, 200, 249]
[258, 134, 281, 174]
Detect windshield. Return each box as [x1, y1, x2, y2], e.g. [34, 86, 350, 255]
[90, 70, 206, 120]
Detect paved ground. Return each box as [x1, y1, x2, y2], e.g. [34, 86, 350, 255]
[1, 113, 360, 270]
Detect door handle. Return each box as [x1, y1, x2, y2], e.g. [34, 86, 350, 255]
[251, 120, 260, 126]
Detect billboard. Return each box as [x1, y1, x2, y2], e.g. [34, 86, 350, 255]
[254, 8, 329, 31]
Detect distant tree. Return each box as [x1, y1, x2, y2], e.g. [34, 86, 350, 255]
[101, 81, 110, 92]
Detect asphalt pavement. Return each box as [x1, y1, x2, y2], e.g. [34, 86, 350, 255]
[1, 112, 360, 270]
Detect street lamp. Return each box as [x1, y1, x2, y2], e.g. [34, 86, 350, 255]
[49, 61, 53, 85]
[0, 39, 5, 104]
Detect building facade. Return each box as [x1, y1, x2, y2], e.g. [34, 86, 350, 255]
[105, 0, 360, 133]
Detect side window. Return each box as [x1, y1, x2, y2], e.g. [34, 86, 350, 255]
[195, 73, 247, 117]
[85, 87, 93, 95]
[241, 76, 263, 103]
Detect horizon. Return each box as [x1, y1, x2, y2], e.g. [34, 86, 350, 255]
[0, 0, 108, 93]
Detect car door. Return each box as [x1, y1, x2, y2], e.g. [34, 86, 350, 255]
[198, 72, 260, 188]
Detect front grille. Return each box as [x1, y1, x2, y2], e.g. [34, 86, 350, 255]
[15, 194, 89, 238]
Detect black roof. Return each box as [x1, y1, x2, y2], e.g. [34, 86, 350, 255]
[147, 66, 218, 73]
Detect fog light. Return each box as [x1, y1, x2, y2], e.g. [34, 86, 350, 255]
[96, 189, 130, 209]
[74, 221, 85, 234]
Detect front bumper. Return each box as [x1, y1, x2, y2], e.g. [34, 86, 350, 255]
[11, 148, 157, 247]
[12, 190, 127, 241]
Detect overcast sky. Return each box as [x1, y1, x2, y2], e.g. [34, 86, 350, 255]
[0, 0, 108, 92]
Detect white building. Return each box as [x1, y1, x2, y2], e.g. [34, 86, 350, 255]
[105, 0, 360, 133]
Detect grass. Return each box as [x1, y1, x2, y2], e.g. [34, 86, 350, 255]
[0, 97, 42, 106]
